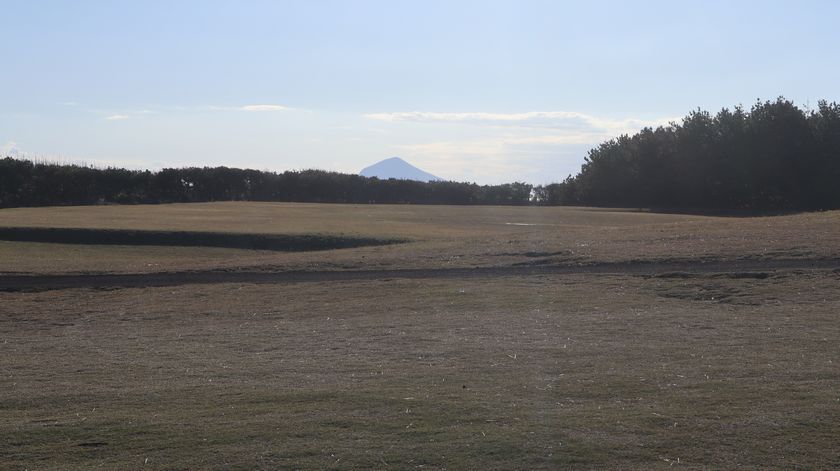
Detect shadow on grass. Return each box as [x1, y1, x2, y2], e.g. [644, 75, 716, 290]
[578, 205, 806, 217]
[0, 227, 404, 252]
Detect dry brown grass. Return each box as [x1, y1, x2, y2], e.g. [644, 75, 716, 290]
[1, 202, 839, 274]
[2, 273, 840, 469]
[2, 202, 840, 469]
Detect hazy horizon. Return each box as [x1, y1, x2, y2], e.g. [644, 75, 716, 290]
[3, 0, 839, 184]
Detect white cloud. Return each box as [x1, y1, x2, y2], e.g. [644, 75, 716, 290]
[1, 141, 21, 156]
[366, 110, 588, 123]
[363, 109, 682, 183]
[105, 114, 130, 121]
[205, 104, 293, 112]
[364, 110, 678, 136]
[391, 135, 596, 184]
[396, 135, 587, 163]
[239, 104, 290, 112]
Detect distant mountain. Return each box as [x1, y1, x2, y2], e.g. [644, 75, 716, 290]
[360, 157, 442, 182]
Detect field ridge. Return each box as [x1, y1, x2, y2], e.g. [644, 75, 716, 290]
[2, 257, 838, 292]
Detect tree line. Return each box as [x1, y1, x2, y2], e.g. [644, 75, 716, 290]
[3, 97, 839, 210]
[0, 158, 534, 207]
[543, 98, 840, 210]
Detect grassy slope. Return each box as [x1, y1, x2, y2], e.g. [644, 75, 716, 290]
[1, 202, 839, 274]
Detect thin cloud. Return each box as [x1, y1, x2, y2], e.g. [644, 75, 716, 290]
[97, 104, 295, 115]
[240, 104, 290, 112]
[392, 135, 594, 183]
[363, 110, 681, 183]
[395, 136, 587, 159]
[365, 111, 589, 123]
[205, 104, 293, 112]
[1, 141, 21, 156]
[364, 110, 678, 136]
[399, 145, 543, 184]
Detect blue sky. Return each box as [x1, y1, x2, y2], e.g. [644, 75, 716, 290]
[2, 0, 839, 183]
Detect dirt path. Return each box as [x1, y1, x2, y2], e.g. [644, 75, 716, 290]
[1, 258, 838, 292]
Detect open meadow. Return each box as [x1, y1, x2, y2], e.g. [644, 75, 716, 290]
[1, 203, 839, 469]
[1, 202, 840, 274]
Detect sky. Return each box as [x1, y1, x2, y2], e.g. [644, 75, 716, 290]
[2, 0, 839, 184]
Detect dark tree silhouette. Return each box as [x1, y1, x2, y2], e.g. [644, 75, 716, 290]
[3, 98, 839, 210]
[551, 97, 840, 211]
[0, 159, 534, 207]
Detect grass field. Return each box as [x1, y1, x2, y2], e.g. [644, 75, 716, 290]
[1, 203, 839, 469]
[1, 202, 840, 274]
